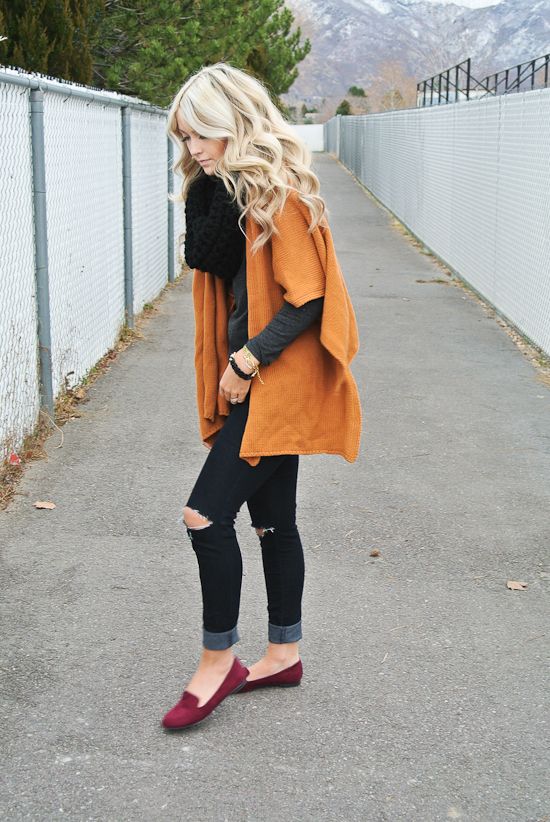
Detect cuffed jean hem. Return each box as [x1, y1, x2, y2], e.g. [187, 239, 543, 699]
[202, 625, 240, 651]
[268, 620, 302, 643]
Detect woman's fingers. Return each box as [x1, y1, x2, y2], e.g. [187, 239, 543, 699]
[222, 386, 250, 402]
[219, 362, 252, 402]
[219, 383, 251, 403]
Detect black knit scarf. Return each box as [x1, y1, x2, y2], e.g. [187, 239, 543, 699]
[184, 172, 245, 281]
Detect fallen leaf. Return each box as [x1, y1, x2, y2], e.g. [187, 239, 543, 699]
[9, 453, 21, 465]
[506, 580, 527, 590]
[34, 500, 56, 510]
[370, 548, 381, 557]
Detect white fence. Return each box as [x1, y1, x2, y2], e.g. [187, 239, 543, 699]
[325, 89, 550, 358]
[0, 70, 185, 462]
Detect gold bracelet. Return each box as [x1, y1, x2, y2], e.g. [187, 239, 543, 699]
[241, 345, 265, 384]
[241, 345, 258, 369]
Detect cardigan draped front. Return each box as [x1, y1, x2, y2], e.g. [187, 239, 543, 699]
[191, 189, 362, 466]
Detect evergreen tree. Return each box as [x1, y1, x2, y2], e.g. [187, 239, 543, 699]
[1, 0, 310, 107]
[94, 0, 242, 102]
[94, 0, 310, 107]
[244, 0, 310, 101]
[348, 85, 365, 97]
[0, 0, 103, 84]
[335, 99, 351, 115]
[0, 1, 52, 73]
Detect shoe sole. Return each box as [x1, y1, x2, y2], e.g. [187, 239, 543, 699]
[237, 680, 302, 693]
[162, 679, 248, 732]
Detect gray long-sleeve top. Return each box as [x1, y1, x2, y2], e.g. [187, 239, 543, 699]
[227, 253, 324, 365]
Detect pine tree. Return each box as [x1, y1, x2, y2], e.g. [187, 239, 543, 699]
[0, 11, 5, 63]
[94, 0, 310, 106]
[0, 1, 52, 73]
[1, 0, 310, 106]
[0, 0, 103, 84]
[244, 0, 310, 100]
[335, 99, 351, 116]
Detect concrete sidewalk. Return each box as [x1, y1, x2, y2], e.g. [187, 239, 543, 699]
[1, 154, 549, 822]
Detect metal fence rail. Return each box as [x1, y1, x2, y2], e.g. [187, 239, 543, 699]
[0, 69, 185, 462]
[417, 53, 550, 107]
[324, 88, 550, 358]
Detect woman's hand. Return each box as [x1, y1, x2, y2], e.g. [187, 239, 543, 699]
[218, 353, 250, 405]
[219, 364, 251, 404]
[219, 349, 260, 404]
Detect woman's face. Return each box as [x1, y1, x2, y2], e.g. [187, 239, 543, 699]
[175, 110, 227, 174]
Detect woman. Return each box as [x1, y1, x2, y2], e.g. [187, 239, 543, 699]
[162, 62, 361, 731]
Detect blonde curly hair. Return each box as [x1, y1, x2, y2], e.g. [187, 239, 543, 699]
[166, 62, 327, 253]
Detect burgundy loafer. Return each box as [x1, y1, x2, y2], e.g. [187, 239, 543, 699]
[162, 656, 249, 730]
[238, 659, 303, 693]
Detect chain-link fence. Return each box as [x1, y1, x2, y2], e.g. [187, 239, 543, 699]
[324, 89, 550, 358]
[0, 69, 186, 462]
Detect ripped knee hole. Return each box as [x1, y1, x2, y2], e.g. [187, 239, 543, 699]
[254, 525, 275, 538]
[182, 506, 212, 530]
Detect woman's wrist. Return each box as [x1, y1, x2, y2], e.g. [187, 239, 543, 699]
[234, 347, 259, 373]
[230, 346, 264, 385]
[228, 353, 254, 380]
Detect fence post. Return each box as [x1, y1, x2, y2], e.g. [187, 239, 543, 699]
[30, 88, 54, 419]
[167, 137, 175, 283]
[121, 106, 134, 329]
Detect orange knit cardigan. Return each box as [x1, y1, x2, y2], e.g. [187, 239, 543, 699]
[191, 189, 362, 466]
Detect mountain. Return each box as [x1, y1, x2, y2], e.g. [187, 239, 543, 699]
[284, 0, 550, 103]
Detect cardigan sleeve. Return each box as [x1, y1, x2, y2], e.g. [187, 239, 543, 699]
[246, 295, 324, 364]
[271, 192, 327, 307]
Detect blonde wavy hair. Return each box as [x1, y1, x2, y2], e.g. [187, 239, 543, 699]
[166, 62, 327, 253]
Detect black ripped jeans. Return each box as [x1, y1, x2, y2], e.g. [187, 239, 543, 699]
[180, 392, 305, 651]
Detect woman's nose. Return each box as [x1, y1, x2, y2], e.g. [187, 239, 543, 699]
[188, 138, 201, 156]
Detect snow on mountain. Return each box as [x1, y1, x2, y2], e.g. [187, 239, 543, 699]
[284, 0, 550, 100]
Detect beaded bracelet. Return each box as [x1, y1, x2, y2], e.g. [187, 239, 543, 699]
[228, 353, 254, 380]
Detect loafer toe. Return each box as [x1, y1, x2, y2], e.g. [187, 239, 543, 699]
[162, 657, 248, 730]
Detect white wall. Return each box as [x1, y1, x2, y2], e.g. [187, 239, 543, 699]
[290, 124, 324, 152]
[324, 89, 550, 358]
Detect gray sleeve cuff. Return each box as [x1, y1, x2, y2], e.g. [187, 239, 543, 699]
[246, 296, 324, 365]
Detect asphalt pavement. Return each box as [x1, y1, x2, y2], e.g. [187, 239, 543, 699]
[1, 153, 549, 822]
